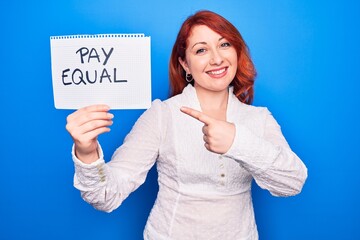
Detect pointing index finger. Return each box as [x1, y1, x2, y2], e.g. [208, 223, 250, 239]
[180, 106, 212, 125]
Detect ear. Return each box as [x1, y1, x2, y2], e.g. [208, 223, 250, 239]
[178, 57, 190, 74]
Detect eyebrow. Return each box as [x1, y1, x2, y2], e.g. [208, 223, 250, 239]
[191, 37, 225, 49]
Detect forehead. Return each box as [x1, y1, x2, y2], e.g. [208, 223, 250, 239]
[187, 25, 222, 43]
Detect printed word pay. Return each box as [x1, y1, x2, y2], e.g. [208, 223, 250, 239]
[61, 47, 127, 85]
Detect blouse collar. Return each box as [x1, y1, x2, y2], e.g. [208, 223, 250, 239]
[181, 84, 239, 122]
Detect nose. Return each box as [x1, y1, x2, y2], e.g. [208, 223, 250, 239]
[210, 49, 224, 65]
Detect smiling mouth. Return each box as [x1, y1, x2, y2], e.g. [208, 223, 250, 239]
[206, 67, 227, 76]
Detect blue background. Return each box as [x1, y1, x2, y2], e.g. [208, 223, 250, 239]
[1, 0, 359, 239]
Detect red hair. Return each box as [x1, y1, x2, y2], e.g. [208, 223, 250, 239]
[169, 10, 256, 104]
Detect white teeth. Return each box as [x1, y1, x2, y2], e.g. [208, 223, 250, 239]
[208, 68, 226, 75]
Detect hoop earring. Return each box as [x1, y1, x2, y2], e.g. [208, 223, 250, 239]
[186, 73, 193, 83]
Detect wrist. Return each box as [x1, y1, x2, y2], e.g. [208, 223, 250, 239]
[75, 147, 100, 164]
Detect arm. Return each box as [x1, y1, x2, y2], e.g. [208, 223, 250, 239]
[71, 100, 163, 212]
[224, 108, 308, 197]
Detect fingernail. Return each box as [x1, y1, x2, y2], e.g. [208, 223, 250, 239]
[108, 113, 114, 119]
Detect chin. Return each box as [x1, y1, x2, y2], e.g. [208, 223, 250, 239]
[211, 80, 232, 90]
[194, 78, 233, 92]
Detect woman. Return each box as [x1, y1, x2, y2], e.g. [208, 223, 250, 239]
[66, 10, 307, 240]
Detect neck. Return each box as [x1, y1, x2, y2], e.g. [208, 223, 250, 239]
[194, 86, 229, 120]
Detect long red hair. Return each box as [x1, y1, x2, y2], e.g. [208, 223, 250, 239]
[169, 10, 256, 104]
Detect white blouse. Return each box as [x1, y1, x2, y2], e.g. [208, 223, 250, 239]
[73, 84, 307, 240]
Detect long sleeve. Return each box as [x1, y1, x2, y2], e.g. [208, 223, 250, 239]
[73, 100, 163, 212]
[224, 108, 308, 197]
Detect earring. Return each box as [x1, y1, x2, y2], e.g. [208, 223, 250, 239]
[185, 73, 193, 83]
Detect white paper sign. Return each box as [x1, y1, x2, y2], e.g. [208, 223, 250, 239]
[50, 34, 151, 109]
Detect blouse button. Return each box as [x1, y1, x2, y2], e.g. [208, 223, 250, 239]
[220, 173, 225, 178]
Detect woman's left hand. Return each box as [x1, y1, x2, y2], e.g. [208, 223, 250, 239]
[180, 106, 235, 154]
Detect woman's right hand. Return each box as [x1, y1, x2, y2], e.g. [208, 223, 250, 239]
[66, 105, 114, 164]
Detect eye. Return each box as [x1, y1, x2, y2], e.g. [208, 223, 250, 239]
[195, 48, 206, 55]
[220, 42, 232, 48]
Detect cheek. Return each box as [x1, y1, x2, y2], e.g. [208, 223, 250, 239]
[188, 58, 208, 73]
[232, 56, 238, 67]
[229, 50, 238, 65]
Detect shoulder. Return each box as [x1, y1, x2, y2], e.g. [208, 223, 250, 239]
[140, 98, 173, 125]
[154, 89, 190, 113]
[134, 99, 165, 126]
[231, 98, 271, 120]
[248, 105, 271, 118]
[229, 94, 274, 134]
[230, 102, 273, 137]
[228, 87, 269, 116]
[142, 87, 189, 121]
[161, 84, 196, 109]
